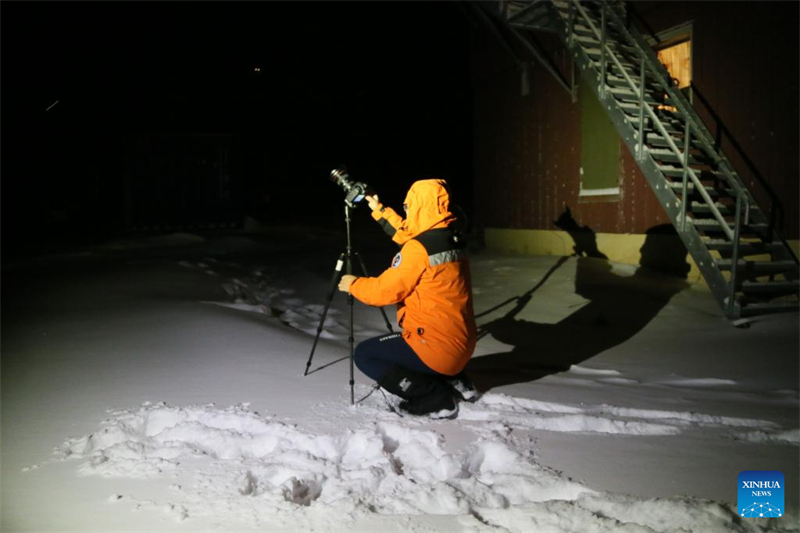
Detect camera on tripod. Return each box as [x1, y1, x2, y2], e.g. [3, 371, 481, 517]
[306, 168, 395, 404]
[330, 168, 374, 208]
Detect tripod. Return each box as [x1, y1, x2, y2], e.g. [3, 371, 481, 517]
[304, 203, 394, 404]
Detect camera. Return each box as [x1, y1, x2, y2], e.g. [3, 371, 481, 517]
[330, 168, 373, 208]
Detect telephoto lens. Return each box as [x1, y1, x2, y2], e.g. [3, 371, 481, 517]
[330, 168, 353, 192]
[330, 168, 372, 208]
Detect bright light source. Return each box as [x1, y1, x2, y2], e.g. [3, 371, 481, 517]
[253, 67, 261, 73]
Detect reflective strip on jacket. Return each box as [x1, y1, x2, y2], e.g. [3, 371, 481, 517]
[350, 179, 477, 375]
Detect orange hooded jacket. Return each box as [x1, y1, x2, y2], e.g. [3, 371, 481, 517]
[350, 179, 477, 376]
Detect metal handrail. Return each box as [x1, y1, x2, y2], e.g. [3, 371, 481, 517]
[567, 0, 734, 240]
[689, 81, 785, 240]
[635, 58, 645, 161]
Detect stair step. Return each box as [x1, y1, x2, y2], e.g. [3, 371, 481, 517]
[648, 133, 705, 151]
[690, 202, 762, 217]
[692, 205, 762, 217]
[572, 7, 626, 26]
[667, 180, 733, 198]
[705, 239, 781, 255]
[573, 34, 638, 55]
[717, 259, 797, 274]
[507, 1, 553, 24]
[741, 280, 800, 294]
[740, 301, 800, 317]
[739, 292, 800, 307]
[609, 87, 660, 105]
[706, 239, 784, 258]
[620, 102, 683, 123]
[584, 47, 639, 65]
[509, 16, 560, 31]
[617, 100, 662, 112]
[661, 164, 723, 180]
[574, 23, 624, 40]
[652, 106, 685, 121]
[606, 74, 674, 94]
[659, 167, 725, 181]
[692, 219, 770, 236]
[627, 115, 680, 135]
[647, 147, 713, 166]
[605, 76, 663, 94]
[592, 59, 638, 73]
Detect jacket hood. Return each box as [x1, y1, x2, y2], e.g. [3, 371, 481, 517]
[403, 179, 454, 237]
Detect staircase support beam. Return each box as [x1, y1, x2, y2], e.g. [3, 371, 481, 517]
[472, 2, 573, 98]
[570, 54, 577, 103]
[727, 194, 745, 316]
[567, 0, 575, 49]
[599, 3, 607, 99]
[636, 58, 645, 161]
[680, 122, 691, 231]
[507, 25, 574, 97]
[468, 2, 526, 69]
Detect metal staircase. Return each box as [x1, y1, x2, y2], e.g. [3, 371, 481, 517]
[476, 0, 799, 318]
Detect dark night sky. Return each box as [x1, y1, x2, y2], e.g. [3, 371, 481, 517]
[1, 1, 474, 256]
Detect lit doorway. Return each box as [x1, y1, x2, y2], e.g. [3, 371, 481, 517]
[651, 23, 693, 109]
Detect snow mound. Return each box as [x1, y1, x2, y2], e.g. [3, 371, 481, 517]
[659, 378, 738, 388]
[55, 401, 590, 525]
[53, 402, 779, 532]
[452, 394, 778, 437]
[733, 429, 800, 446]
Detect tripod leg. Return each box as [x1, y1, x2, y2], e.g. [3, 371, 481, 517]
[304, 253, 345, 376]
[345, 254, 356, 405]
[349, 290, 355, 405]
[355, 252, 394, 333]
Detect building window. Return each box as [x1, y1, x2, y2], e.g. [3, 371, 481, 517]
[579, 83, 620, 199]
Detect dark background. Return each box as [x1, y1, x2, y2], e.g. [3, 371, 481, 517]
[1, 1, 474, 260]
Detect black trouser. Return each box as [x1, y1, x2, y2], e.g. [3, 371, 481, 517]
[356, 332, 468, 415]
[354, 332, 444, 384]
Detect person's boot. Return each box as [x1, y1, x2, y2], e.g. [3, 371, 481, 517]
[379, 366, 458, 420]
[446, 372, 480, 403]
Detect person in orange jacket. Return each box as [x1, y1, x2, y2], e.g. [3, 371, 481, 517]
[338, 179, 479, 419]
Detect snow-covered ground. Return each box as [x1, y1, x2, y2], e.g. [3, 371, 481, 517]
[2, 227, 798, 532]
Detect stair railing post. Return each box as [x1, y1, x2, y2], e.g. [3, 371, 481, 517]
[571, 55, 577, 103]
[568, 0, 577, 103]
[744, 195, 751, 227]
[636, 58, 646, 162]
[600, 2, 607, 100]
[728, 192, 744, 316]
[680, 121, 692, 231]
[568, 0, 576, 49]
